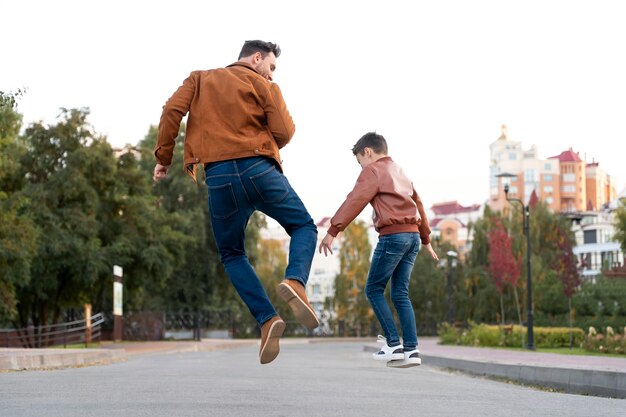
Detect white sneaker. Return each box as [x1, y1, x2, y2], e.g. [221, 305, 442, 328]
[386, 349, 421, 368]
[372, 341, 404, 361]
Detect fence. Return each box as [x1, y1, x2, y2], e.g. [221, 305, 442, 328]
[0, 312, 105, 348]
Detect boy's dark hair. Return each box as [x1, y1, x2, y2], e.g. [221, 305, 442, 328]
[238, 40, 281, 59]
[352, 132, 388, 156]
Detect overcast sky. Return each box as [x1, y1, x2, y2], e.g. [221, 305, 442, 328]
[4, 0, 626, 222]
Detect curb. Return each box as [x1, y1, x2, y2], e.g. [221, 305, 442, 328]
[0, 348, 127, 371]
[422, 354, 626, 399]
[363, 345, 626, 399]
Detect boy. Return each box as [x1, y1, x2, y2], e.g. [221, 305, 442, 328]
[319, 132, 439, 368]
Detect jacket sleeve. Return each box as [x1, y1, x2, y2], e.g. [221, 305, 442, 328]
[154, 72, 196, 166]
[411, 187, 432, 244]
[263, 82, 295, 149]
[328, 168, 379, 237]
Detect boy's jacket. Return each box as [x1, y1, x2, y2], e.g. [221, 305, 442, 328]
[328, 157, 431, 244]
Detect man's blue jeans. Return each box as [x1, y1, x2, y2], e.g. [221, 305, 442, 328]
[365, 232, 421, 351]
[204, 157, 317, 326]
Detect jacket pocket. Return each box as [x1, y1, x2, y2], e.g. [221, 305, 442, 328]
[207, 183, 238, 219]
[249, 166, 289, 204]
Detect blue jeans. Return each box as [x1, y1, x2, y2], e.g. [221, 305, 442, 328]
[365, 233, 420, 351]
[204, 157, 317, 326]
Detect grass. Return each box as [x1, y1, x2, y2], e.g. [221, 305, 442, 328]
[448, 343, 625, 358]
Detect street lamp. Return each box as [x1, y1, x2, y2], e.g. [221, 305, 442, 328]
[446, 250, 458, 324]
[496, 173, 535, 350]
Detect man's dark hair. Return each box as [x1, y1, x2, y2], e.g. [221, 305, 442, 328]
[352, 132, 388, 156]
[238, 40, 281, 59]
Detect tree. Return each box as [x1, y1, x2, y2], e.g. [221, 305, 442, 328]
[0, 90, 38, 323]
[409, 238, 452, 332]
[487, 217, 522, 336]
[615, 200, 626, 254]
[11, 110, 196, 332]
[333, 220, 373, 336]
[550, 223, 581, 347]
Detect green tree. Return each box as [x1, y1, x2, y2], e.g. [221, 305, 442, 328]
[615, 199, 626, 254]
[11, 110, 195, 331]
[410, 238, 453, 332]
[136, 126, 267, 335]
[0, 90, 38, 323]
[332, 220, 373, 336]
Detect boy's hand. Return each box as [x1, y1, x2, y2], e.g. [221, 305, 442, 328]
[319, 233, 335, 256]
[423, 243, 439, 260]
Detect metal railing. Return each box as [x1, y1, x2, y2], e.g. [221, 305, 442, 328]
[1, 312, 105, 348]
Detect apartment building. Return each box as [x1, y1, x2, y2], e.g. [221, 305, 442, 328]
[429, 201, 483, 257]
[488, 125, 616, 212]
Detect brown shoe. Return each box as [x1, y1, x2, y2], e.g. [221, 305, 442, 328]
[277, 279, 320, 329]
[259, 316, 285, 364]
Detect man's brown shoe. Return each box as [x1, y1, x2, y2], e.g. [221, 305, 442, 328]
[259, 316, 285, 364]
[277, 279, 320, 329]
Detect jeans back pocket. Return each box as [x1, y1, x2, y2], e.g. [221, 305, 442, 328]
[207, 183, 238, 219]
[249, 166, 289, 204]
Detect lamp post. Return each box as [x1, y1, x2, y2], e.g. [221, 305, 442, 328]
[446, 250, 458, 324]
[497, 174, 535, 350]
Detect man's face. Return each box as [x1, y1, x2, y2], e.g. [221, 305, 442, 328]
[254, 52, 277, 81]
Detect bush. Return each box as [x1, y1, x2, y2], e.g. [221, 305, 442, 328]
[582, 326, 626, 354]
[437, 322, 584, 348]
[437, 322, 460, 345]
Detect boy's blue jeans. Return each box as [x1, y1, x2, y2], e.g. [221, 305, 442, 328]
[366, 232, 421, 351]
[204, 157, 317, 326]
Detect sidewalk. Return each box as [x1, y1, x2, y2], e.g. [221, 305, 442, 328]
[0, 339, 257, 372]
[2, 337, 625, 398]
[364, 337, 626, 398]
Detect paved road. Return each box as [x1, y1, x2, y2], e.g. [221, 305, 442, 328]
[0, 341, 623, 417]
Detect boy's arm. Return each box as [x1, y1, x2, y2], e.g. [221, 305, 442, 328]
[411, 187, 432, 245]
[327, 168, 379, 237]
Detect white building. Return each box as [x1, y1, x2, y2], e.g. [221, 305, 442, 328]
[571, 188, 626, 279]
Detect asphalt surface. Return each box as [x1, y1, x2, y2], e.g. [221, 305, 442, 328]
[1, 337, 625, 400]
[1, 340, 625, 417]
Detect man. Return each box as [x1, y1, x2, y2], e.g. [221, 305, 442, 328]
[153, 40, 319, 364]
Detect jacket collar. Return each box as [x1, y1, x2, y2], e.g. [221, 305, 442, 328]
[227, 61, 259, 74]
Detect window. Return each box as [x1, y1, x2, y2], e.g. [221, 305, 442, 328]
[509, 153, 517, 160]
[312, 284, 321, 295]
[544, 174, 553, 181]
[563, 173, 575, 182]
[544, 185, 553, 193]
[544, 163, 552, 171]
[546, 197, 554, 204]
[562, 185, 576, 193]
[583, 230, 597, 244]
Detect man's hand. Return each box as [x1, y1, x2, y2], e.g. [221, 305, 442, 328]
[153, 163, 170, 182]
[318, 233, 335, 256]
[423, 243, 439, 260]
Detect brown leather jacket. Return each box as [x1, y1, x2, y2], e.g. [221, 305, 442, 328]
[328, 156, 431, 244]
[154, 62, 295, 181]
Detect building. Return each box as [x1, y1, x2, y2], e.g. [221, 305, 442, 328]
[489, 124, 623, 280]
[571, 209, 624, 279]
[489, 124, 616, 213]
[429, 201, 483, 257]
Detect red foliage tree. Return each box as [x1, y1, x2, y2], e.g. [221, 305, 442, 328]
[487, 218, 521, 293]
[552, 226, 581, 298]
